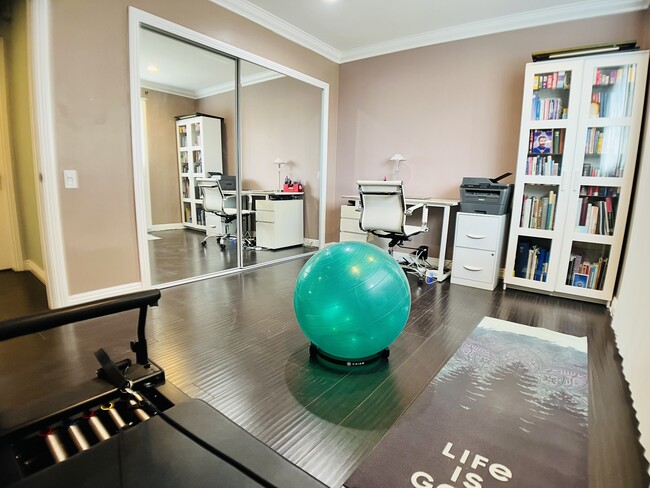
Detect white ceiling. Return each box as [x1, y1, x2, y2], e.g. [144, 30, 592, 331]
[139, 28, 283, 98]
[211, 0, 650, 63]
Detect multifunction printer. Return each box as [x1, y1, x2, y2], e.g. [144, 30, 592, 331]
[459, 172, 513, 215]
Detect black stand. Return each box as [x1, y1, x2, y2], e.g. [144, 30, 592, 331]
[309, 344, 389, 367]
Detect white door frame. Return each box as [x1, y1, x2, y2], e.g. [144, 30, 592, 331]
[0, 38, 23, 271]
[128, 7, 329, 289]
[28, 0, 68, 307]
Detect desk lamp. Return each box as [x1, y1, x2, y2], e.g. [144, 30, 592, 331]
[273, 158, 286, 191]
[390, 154, 406, 180]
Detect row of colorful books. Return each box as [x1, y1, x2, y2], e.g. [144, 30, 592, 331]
[576, 197, 615, 236]
[579, 186, 619, 197]
[590, 90, 632, 118]
[531, 96, 567, 120]
[584, 128, 604, 155]
[520, 190, 556, 231]
[593, 65, 635, 87]
[525, 156, 561, 176]
[514, 241, 549, 282]
[566, 253, 608, 290]
[533, 71, 571, 90]
[581, 161, 625, 178]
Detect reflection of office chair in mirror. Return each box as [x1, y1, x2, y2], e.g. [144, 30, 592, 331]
[358, 180, 430, 281]
[199, 180, 253, 250]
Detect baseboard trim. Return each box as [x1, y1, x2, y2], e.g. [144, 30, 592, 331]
[24, 260, 47, 284]
[67, 282, 143, 306]
[148, 223, 185, 232]
[303, 238, 319, 248]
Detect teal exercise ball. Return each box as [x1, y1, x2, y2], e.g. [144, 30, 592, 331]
[294, 241, 411, 360]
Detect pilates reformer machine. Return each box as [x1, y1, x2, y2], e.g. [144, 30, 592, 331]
[0, 290, 326, 487]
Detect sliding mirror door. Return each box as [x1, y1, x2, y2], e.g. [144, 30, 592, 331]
[239, 60, 322, 266]
[139, 27, 240, 285]
[132, 11, 329, 288]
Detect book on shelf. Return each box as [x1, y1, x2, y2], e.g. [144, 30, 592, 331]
[566, 253, 608, 290]
[520, 190, 556, 230]
[514, 241, 530, 278]
[514, 241, 549, 282]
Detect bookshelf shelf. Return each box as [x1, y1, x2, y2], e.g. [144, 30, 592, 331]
[504, 50, 648, 304]
[176, 114, 224, 231]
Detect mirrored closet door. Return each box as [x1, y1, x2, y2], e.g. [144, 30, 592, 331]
[134, 21, 326, 287]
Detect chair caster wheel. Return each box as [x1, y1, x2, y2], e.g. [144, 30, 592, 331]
[201, 241, 207, 247]
[220, 244, 226, 250]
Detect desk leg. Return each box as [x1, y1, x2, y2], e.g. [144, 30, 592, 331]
[436, 206, 451, 282]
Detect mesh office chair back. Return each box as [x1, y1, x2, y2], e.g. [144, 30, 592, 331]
[201, 182, 236, 219]
[358, 181, 406, 234]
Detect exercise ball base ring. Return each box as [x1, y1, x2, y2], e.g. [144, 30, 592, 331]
[309, 343, 390, 367]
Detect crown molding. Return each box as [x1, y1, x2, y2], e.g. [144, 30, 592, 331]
[341, 0, 650, 62]
[141, 80, 198, 98]
[211, 0, 649, 65]
[210, 0, 342, 63]
[143, 70, 286, 100]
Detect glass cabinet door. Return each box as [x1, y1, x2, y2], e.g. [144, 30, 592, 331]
[556, 55, 646, 298]
[506, 59, 582, 291]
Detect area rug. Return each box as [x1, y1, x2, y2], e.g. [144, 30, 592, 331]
[345, 317, 588, 488]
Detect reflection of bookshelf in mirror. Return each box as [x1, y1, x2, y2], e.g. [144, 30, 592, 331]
[504, 50, 648, 304]
[175, 114, 224, 231]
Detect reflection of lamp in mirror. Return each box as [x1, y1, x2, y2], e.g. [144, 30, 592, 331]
[390, 154, 406, 180]
[273, 158, 287, 191]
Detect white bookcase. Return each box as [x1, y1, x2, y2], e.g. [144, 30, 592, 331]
[176, 114, 223, 231]
[504, 50, 649, 304]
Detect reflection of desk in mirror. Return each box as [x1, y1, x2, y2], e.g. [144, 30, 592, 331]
[224, 190, 304, 249]
[254, 194, 304, 249]
[340, 194, 459, 282]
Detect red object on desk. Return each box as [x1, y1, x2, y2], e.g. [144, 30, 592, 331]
[283, 183, 303, 192]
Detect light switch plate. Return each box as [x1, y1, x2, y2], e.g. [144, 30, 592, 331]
[63, 169, 78, 189]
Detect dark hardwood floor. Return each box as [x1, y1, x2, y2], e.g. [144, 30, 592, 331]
[148, 228, 314, 285]
[0, 270, 48, 320]
[0, 259, 647, 487]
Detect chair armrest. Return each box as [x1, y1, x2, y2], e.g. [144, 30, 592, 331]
[405, 203, 429, 229]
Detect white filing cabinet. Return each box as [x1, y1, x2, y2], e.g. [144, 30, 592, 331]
[339, 204, 367, 242]
[451, 212, 508, 291]
[255, 199, 304, 249]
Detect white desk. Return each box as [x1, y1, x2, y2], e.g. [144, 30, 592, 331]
[340, 195, 459, 282]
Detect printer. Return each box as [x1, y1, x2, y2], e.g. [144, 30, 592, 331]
[207, 172, 236, 191]
[460, 172, 513, 215]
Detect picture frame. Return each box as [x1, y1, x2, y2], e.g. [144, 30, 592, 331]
[572, 272, 589, 288]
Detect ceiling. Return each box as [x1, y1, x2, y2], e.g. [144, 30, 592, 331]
[210, 0, 650, 63]
[139, 28, 283, 98]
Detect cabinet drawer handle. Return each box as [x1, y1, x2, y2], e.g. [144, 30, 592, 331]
[466, 233, 487, 239]
[463, 265, 483, 271]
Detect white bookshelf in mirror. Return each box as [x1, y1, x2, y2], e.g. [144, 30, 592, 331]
[176, 113, 223, 231]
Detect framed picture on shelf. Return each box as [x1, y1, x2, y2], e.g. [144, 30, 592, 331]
[532, 130, 553, 154]
[572, 273, 589, 288]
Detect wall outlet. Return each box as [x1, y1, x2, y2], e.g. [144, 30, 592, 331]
[63, 170, 78, 189]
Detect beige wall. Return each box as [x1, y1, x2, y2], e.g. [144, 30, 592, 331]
[201, 78, 322, 240]
[240, 76, 322, 240]
[611, 7, 650, 472]
[143, 89, 195, 225]
[336, 12, 647, 256]
[48, 0, 339, 295]
[0, 0, 42, 270]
